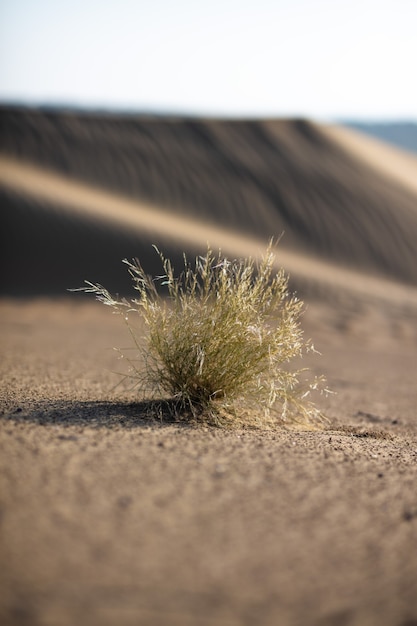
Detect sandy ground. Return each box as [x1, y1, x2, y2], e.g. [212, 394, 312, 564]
[1, 297, 417, 626]
[1, 108, 417, 624]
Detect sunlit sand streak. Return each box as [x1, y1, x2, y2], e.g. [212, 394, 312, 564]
[322, 124, 417, 197]
[1, 155, 417, 307]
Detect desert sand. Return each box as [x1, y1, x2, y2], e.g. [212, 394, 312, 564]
[1, 107, 417, 625]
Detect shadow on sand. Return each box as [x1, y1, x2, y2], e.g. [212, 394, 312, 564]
[2, 399, 197, 430]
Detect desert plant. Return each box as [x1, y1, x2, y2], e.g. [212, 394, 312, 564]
[78, 244, 327, 428]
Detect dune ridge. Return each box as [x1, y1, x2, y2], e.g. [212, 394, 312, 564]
[322, 124, 417, 196]
[1, 154, 417, 310]
[1, 106, 417, 297]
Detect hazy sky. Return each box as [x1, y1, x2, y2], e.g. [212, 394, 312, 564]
[1, 0, 416, 120]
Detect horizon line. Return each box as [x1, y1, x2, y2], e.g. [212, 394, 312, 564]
[1, 99, 417, 125]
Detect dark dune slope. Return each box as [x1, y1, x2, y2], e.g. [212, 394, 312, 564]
[0, 186, 194, 297]
[1, 106, 417, 295]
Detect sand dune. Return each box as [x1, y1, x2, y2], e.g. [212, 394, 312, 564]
[1, 154, 417, 311]
[1, 107, 417, 298]
[324, 123, 417, 193]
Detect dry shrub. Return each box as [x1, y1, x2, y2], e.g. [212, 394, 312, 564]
[79, 244, 328, 428]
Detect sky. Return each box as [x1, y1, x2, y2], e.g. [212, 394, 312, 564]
[1, 0, 416, 121]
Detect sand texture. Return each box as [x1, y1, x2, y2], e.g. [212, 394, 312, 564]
[1, 107, 417, 625]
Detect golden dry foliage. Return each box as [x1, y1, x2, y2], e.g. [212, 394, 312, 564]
[80, 244, 328, 428]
